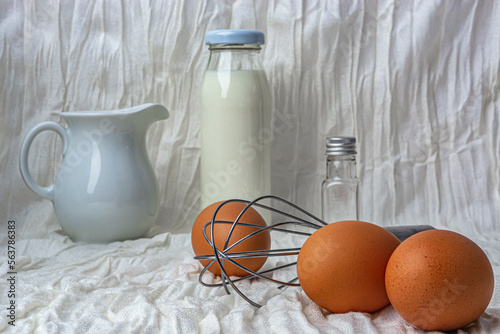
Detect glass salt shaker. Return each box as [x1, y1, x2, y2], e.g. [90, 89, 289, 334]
[321, 137, 359, 223]
[200, 29, 271, 209]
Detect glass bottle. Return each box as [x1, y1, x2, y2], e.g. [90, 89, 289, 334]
[321, 137, 359, 223]
[200, 29, 271, 209]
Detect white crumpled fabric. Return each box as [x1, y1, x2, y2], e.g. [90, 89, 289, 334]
[1, 0, 499, 333]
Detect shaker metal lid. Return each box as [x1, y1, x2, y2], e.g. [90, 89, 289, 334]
[326, 136, 357, 155]
[205, 29, 265, 45]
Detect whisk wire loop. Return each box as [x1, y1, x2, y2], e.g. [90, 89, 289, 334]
[197, 196, 326, 307]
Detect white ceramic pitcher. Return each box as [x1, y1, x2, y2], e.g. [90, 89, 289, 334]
[19, 104, 169, 243]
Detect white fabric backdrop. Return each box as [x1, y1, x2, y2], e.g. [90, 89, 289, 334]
[1, 0, 499, 333]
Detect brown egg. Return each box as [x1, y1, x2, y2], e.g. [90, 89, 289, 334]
[191, 201, 271, 277]
[385, 229, 494, 331]
[297, 220, 401, 313]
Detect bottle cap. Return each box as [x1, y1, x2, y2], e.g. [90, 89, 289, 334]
[326, 137, 357, 155]
[205, 29, 265, 45]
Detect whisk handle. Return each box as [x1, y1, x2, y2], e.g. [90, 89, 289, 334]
[386, 225, 435, 242]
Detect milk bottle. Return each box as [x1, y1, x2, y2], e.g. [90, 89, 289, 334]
[200, 30, 271, 209]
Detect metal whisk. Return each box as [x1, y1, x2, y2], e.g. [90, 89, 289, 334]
[194, 195, 433, 308]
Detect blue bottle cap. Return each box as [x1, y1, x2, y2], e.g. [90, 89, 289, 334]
[205, 29, 265, 45]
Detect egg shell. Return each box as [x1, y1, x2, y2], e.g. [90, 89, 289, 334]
[191, 201, 271, 277]
[385, 229, 495, 331]
[297, 220, 401, 313]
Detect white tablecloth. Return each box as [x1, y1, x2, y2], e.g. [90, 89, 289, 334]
[0, 224, 499, 333]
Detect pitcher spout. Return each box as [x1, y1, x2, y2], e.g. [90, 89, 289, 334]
[128, 103, 169, 124]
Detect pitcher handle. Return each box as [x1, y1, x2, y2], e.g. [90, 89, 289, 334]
[19, 122, 68, 201]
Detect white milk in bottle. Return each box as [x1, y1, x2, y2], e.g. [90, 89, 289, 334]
[200, 30, 271, 209]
